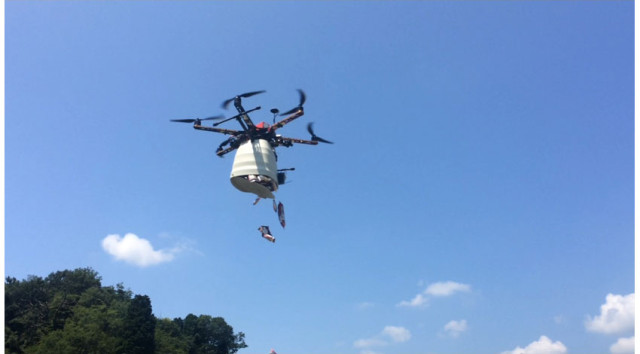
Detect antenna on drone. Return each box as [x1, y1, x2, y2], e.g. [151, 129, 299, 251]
[270, 108, 280, 124]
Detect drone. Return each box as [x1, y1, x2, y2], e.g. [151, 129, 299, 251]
[171, 90, 332, 229]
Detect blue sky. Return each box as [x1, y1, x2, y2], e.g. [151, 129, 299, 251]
[5, 1, 635, 353]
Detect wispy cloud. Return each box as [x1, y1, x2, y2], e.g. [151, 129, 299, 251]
[585, 293, 635, 335]
[397, 293, 429, 308]
[398, 281, 471, 308]
[102, 233, 182, 267]
[425, 281, 471, 296]
[610, 336, 634, 354]
[356, 302, 375, 311]
[354, 326, 411, 351]
[443, 319, 468, 338]
[353, 338, 386, 349]
[381, 326, 411, 343]
[500, 335, 567, 354]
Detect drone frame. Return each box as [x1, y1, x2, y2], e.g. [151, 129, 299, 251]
[173, 90, 327, 157]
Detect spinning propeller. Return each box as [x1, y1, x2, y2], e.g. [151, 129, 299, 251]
[221, 90, 266, 110]
[170, 115, 224, 124]
[307, 123, 333, 144]
[280, 89, 306, 116]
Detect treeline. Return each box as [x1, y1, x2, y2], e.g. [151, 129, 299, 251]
[5, 268, 247, 354]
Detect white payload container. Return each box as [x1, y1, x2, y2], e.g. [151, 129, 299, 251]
[230, 139, 279, 199]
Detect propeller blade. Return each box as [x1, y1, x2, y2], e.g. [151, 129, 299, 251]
[307, 122, 333, 144]
[200, 115, 224, 121]
[242, 90, 267, 98]
[279, 89, 306, 116]
[313, 136, 334, 144]
[170, 115, 223, 124]
[296, 89, 306, 106]
[306, 122, 315, 136]
[222, 90, 266, 109]
[221, 98, 235, 110]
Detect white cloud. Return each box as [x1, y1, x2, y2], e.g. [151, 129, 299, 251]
[397, 293, 429, 308]
[443, 319, 468, 338]
[501, 336, 567, 354]
[425, 281, 471, 296]
[354, 326, 411, 350]
[102, 233, 177, 267]
[585, 293, 635, 335]
[382, 326, 411, 343]
[398, 281, 470, 308]
[610, 336, 635, 354]
[353, 338, 386, 349]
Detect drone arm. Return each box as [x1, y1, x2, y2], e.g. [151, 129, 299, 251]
[216, 145, 240, 157]
[271, 109, 304, 131]
[276, 136, 319, 146]
[215, 133, 248, 157]
[193, 125, 241, 135]
[232, 99, 258, 130]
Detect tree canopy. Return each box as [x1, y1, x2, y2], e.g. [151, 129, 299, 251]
[5, 268, 247, 354]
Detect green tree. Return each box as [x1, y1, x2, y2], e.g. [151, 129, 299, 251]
[26, 305, 121, 354]
[155, 318, 189, 354]
[181, 314, 247, 354]
[24, 283, 129, 354]
[5, 275, 51, 352]
[5, 268, 248, 354]
[45, 268, 102, 331]
[121, 295, 156, 354]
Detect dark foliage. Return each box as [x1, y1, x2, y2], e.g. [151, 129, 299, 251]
[121, 295, 155, 354]
[5, 268, 247, 354]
